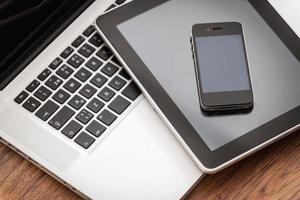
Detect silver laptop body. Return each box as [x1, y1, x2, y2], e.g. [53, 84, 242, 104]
[0, 0, 203, 199]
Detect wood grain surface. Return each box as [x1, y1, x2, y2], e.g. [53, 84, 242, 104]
[0, 132, 299, 200]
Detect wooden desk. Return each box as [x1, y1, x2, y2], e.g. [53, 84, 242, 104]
[0, 132, 299, 200]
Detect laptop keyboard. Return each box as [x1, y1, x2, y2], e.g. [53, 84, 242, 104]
[14, 0, 142, 150]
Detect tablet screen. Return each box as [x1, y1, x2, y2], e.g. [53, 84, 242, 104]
[117, 0, 300, 151]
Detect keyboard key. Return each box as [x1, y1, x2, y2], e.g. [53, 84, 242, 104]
[85, 57, 103, 71]
[119, 68, 131, 80]
[76, 109, 93, 124]
[56, 64, 74, 79]
[90, 73, 107, 88]
[35, 100, 59, 121]
[109, 76, 126, 91]
[64, 78, 81, 93]
[87, 98, 104, 113]
[98, 87, 115, 102]
[75, 132, 95, 149]
[86, 121, 106, 137]
[53, 89, 70, 104]
[71, 36, 85, 48]
[101, 62, 119, 77]
[83, 25, 95, 37]
[111, 56, 121, 66]
[62, 120, 83, 139]
[49, 57, 63, 70]
[26, 80, 40, 92]
[115, 0, 126, 5]
[96, 46, 113, 61]
[105, 4, 116, 11]
[122, 82, 141, 101]
[89, 33, 103, 47]
[68, 95, 86, 110]
[45, 75, 63, 90]
[78, 43, 95, 58]
[49, 106, 75, 130]
[67, 54, 84, 69]
[75, 68, 92, 82]
[60, 46, 74, 59]
[34, 86, 52, 101]
[22, 97, 41, 112]
[38, 69, 51, 81]
[98, 109, 117, 126]
[109, 96, 130, 114]
[15, 91, 29, 104]
[79, 84, 96, 99]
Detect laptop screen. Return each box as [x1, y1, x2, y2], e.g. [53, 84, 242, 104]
[0, 0, 91, 88]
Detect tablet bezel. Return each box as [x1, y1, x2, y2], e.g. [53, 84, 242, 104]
[95, 0, 300, 172]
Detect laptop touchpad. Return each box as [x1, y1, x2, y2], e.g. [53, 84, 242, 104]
[0, 105, 79, 171]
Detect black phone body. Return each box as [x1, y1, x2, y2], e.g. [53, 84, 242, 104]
[191, 22, 254, 112]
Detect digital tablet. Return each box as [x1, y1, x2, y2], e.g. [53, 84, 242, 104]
[95, 0, 300, 173]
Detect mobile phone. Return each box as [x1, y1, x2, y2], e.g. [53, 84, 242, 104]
[191, 22, 254, 112]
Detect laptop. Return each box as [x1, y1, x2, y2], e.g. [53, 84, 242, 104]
[0, 0, 203, 199]
[0, 0, 298, 199]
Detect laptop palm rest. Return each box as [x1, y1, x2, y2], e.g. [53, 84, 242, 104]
[0, 105, 79, 170]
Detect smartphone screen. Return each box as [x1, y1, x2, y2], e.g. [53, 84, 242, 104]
[196, 34, 250, 93]
[192, 22, 253, 111]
